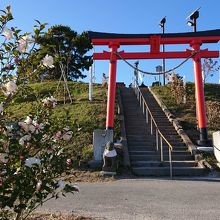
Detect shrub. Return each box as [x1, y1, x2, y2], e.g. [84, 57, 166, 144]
[0, 6, 78, 220]
[206, 101, 220, 129]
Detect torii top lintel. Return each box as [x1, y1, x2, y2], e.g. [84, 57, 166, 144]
[88, 29, 220, 45]
[89, 29, 220, 60]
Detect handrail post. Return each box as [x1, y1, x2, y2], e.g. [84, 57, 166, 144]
[169, 147, 173, 179]
[143, 102, 145, 115]
[156, 129, 159, 151]
[140, 95, 142, 107]
[160, 136, 163, 161]
[150, 118, 153, 135]
[146, 110, 149, 124]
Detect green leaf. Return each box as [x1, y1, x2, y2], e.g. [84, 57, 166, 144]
[0, 10, 6, 14]
[35, 19, 41, 25]
[34, 29, 40, 36]
[6, 5, 11, 13]
[7, 12, 13, 21]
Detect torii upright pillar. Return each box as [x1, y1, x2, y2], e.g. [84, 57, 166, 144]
[106, 43, 119, 130]
[191, 41, 209, 145]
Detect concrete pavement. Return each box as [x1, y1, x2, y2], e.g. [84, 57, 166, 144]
[40, 178, 220, 220]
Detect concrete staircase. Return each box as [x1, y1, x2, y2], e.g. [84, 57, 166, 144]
[120, 87, 207, 177]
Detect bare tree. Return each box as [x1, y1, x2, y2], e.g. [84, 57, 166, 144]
[202, 58, 219, 83]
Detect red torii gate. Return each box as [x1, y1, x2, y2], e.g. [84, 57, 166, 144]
[88, 29, 220, 146]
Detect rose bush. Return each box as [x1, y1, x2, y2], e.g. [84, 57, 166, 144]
[0, 6, 78, 220]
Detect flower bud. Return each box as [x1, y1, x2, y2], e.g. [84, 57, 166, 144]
[36, 180, 42, 191]
[19, 155, 25, 161]
[66, 158, 72, 166]
[15, 57, 20, 64]
[5, 64, 14, 70]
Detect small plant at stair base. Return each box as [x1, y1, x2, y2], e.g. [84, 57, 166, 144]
[206, 101, 220, 129]
[170, 73, 186, 105]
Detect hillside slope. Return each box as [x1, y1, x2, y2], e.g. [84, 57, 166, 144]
[151, 83, 220, 144]
[2, 81, 108, 165]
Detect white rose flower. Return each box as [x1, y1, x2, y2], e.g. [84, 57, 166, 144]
[3, 27, 13, 40]
[3, 81, 17, 96]
[19, 134, 31, 146]
[0, 104, 3, 114]
[57, 148, 64, 156]
[42, 54, 54, 68]
[22, 35, 34, 44]
[63, 126, 70, 132]
[19, 138, 25, 146]
[36, 180, 42, 191]
[53, 131, 62, 142]
[25, 157, 41, 167]
[18, 122, 29, 132]
[17, 35, 34, 53]
[24, 116, 32, 125]
[0, 153, 9, 163]
[42, 96, 57, 107]
[32, 120, 44, 134]
[28, 124, 36, 133]
[17, 38, 28, 53]
[6, 125, 13, 133]
[62, 131, 73, 141]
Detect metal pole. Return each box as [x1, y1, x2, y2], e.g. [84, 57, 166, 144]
[162, 25, 166, 86]
[151, 118, 153, 135]
[89, 66, 93, 101]
[134, 61, 139, 86]
[169, 147, 173, 179]
[156, 129, 159, 151]
[183, 75, 186, 104]
[193, 17, 197, 32]
[140, 94, 142, 107]
[150, 118, 153, 135]
[219, 68, 220, 84]
[146, 110, 149, 124]
[159, 71, 161, 85]
[160, 136, 163, 161]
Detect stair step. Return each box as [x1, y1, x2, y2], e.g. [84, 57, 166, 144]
[129, 146, 188, 151]
[129, 145, 186, 150]
[131, 160, 196, 167]
[130, 154, 193, 161]
[132, 166, 208, 176]
[129, 150, 191, 156]
[128, 141, 185, 146]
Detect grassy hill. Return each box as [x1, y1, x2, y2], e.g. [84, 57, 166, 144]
[151, 83, 220, 144]
[2, 81, 109, 165]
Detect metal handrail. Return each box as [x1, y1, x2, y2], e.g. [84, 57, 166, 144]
[133, 85, 173, 179]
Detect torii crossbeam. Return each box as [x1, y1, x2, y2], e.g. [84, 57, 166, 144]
[89, 29, 220, 146]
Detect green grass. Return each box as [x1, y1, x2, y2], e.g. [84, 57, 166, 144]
[3, 81, 113, 164]
[151, 83, 220, 144]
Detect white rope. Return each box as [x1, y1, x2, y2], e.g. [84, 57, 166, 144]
[114, 51, 197, 75]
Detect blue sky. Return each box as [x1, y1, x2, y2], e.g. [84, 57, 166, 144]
[2, 0, 220, 86]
